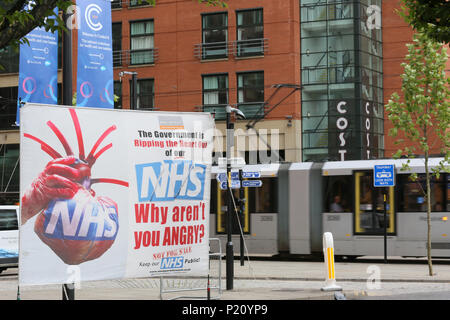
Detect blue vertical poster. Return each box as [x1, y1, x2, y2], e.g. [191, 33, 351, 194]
[77, 0, 114, 108]
[16, 7, 59, 125]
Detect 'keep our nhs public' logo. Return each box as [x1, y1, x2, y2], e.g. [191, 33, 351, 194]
[85, 4, 103, 32]
[160, 257, 184, 270]
[136, 160, 206, 202]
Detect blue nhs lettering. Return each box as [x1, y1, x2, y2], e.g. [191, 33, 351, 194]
[136, 160, 206, 202]
[160, 256, 184, 269]
[43, 198, 119, 241]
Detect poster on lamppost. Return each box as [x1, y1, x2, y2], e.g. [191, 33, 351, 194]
[16, 6, 59, 125]
[19, 103, 214, 285]
[76, 0, 114, 108]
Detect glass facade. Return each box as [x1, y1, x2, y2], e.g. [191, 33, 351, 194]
[301, 0, 384, 162]
[0, 144, 19, 205]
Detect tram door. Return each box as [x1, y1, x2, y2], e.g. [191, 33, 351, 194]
[354, 171, 395, 235]
[216, 181, 249, 235]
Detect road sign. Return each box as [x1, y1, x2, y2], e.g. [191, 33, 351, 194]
[374, 164, 395, 187]
[216, 172, 239, 182]
[241, 171, 261, 178]
[242, 180, 263, 188]
[220, 180, 241, 190]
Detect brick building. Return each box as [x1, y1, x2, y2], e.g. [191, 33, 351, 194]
[0, 0, 446, 204]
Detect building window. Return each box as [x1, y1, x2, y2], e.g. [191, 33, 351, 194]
[112, 22, 122, 67]
[0, 86, 18, 130]
[0, 46, 19, 74]
[201, 12, 228, 59]
[111, 0, 122, 9]
[237, 71, 264, 119]
[202, 74, 228, 120]
[131, 79, 154, 110]
[0, 144, 19, 197]
[130, 20, 154, 65]
[236, 8, 264, 57]
[129, 0, 150, 7]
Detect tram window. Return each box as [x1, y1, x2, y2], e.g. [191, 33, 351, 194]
[324, 176, 352, 213]
[248, 178, 277, 213]
[398, 174, 446, 212]
[355, 172, 395, 235]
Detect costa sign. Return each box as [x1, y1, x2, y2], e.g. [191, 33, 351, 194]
[336, 101, 349, 161]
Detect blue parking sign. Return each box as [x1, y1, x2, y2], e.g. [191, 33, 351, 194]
[374, 165, 395, 187]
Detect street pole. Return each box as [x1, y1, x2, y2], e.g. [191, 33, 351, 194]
[132, 72, 137, 110]
[239, 169, 245, 266]
[119, 71, 138, 109]
[62, 10, 72, 106]
[226, 105, 234, 290]
[383, 189, 387, 264]
[62, 8, 75, 300]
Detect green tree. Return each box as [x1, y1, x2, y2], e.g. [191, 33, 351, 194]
[0, 0, 227, 50]
[399, 0, 450, 44]
[385, 31, 450, 276]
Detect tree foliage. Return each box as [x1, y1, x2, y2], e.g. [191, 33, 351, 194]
[386, 32, 450, 162]
[0, 0, 227, 51]
[399, 0, 450, 44]
[386, 31, 449, 276]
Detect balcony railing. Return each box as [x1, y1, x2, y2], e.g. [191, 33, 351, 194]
[236, 102, 266, 119]
[197, 102, 265, 120]
[194, 42, 231, 60]
[198, 104, 228, 120]
[113, 48, 159, 67]
[111, 0, 154, 8]
[194, 38, 268, 61]
[233, 38, 268, 58]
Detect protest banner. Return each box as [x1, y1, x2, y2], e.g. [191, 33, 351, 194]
[19, 103, 214, 285]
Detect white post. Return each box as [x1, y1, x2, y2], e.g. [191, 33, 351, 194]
[321, 232, 342, 291]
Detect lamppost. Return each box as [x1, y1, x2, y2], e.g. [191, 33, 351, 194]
[225, 105, 245, 291]
[119, 71, 138, 109]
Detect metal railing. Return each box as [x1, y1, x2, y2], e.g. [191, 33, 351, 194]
[232, 38, 268, 58]
[194, 42, 231, 60]
[159, 238, 223, 300]
[113, 48, 159, 66]
[194, 38, 268, 60]
[111, 0, 154, 8]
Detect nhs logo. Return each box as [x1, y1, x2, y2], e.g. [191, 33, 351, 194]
[160, 256, 184, 270]
[136, 160, 206, 202]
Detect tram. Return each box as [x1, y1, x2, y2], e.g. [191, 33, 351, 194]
[209, 158, 450, 258]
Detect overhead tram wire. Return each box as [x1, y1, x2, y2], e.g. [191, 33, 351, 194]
[244, 83, 302, 163]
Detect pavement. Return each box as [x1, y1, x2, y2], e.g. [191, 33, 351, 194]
[1, 256, 450, 300]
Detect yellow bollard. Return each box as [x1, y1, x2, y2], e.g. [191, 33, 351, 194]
[321, 232, 342, 291]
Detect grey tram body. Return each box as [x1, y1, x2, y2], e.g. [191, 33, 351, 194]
[209, 158, 450, 258]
